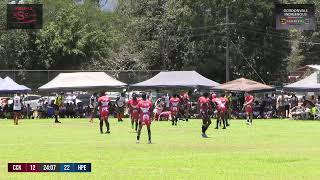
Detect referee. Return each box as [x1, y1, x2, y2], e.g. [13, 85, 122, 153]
[53, 92, 64, 123]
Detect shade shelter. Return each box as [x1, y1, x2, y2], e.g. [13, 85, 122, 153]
[39, 72, 127, 91]
[0, 76, 31, 93]
[213, 78, 275, 93]
[283, 72, 320, 92]
[130, 71, 220, 89]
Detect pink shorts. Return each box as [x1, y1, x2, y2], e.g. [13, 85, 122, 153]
[245, 105, 253, 113]
[100, 110, 109, 119]
[139, 114, 151, 126]
[131, 110, 139, 120]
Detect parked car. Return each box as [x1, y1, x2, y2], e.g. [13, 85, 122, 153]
[22, 94, 42, 110]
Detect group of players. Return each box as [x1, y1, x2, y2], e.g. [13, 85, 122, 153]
[94, 90, 254, 143]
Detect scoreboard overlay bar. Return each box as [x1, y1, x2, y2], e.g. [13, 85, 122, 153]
[8, 163, 91, 173]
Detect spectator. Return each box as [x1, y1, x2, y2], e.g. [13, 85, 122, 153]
[26, 104, 32, 119]
[317, 96, 320, 104]
[310, 95, 317, 105]
[259, 94, 269, 118]
[270, 93, 278, 117]
[283, 92, 290, 118]
[277, 92, 285, 118]
[290, 94, 298, 108]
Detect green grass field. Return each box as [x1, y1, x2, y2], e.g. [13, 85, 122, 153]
[0, 118, 320, 180]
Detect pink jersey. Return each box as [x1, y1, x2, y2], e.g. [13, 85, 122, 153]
[128, 99, 140, 119]
[170, 97, 180, 113]
[98, 96, 111, 117]
[198, 96, 211, 113]
[214, 97, 228, 112]
[138, 100, 153, 125]
[245, 95, 254, 113]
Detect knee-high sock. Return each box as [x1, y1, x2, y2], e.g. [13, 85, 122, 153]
[135, 121, 138, 131]
[137, 127, 141, 140]
[148, 129, 151, 141]
[202, 125, 206, 133]
[99, 121, 103, 133]
[106, 121, 110, 131]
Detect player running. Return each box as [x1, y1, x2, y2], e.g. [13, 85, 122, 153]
[115, 93, 126, 122]
[181, 91, 191, 122]
[244, 92, 254, 126]
[98, 91, 111, 134]
[127, 93, 140, 131]
[170, 94, 180, 126]
[136, 93, 153, 144]
[153, 96, 165, 121]
[198, 92, 212, 138]
[53, 92, 64, 123]
[213, 93, 228, 129]
[13, 93, 22, 125]
[89, 93, 98, 123]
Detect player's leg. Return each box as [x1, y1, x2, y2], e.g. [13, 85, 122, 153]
[201, 114, 208, 137]
[89, 108, 94, 123]
[135, 119, 138, 131]
[136, 121, 143, 144]
[13, 112, 17, 125]
[174, 113, 178, 125]
[215, 113, 220, 129]
[185, 109, 189, 122]
[99, 116, 104, 134]
[131, 115, 134, 129]
[222, 112, 226, 129]
[226, 109, 230, 126]
[250, 112, 253, 125]
[171, 114, 175, 126]
[105, 117, 110, 134]
[147, 123, 152, 144]
[54, 105, 61, 123]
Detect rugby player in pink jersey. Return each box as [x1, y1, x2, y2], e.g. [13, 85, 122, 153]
[198, 92, 212, 138]
[98, 91, 111, 134]
[244, 92, 254, 126]
[136, 93, 153, 144]
[213, 93, 228, 129]
[170, 94, 180, 126]
[127, 93, 140, 131]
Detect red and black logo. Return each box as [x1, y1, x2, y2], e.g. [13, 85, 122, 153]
[7, 4, 43, 29]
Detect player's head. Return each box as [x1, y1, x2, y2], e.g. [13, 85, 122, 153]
[211, 93, 217, 99]
[132, 93, 137, 100]
[93, 92, 97, 96]
[100, 91, 105, 97]
[172, 93, 177, 98]
[17, 92, 21, 96]
[244, 91, 250, 96]
[220, 93, 225, 97]
[141, 93, 147, 100]
[121, 92, 125, 97]
[203, 92, 209, 98]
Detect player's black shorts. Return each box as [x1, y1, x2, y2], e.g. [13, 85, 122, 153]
[13, 110, 21, 113]
[53, 104, 60, 111]
[117, 107, 124, 113]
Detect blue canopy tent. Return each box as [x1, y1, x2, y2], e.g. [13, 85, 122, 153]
[283, 72, 320, 92]
[0, 77, 31, 93]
